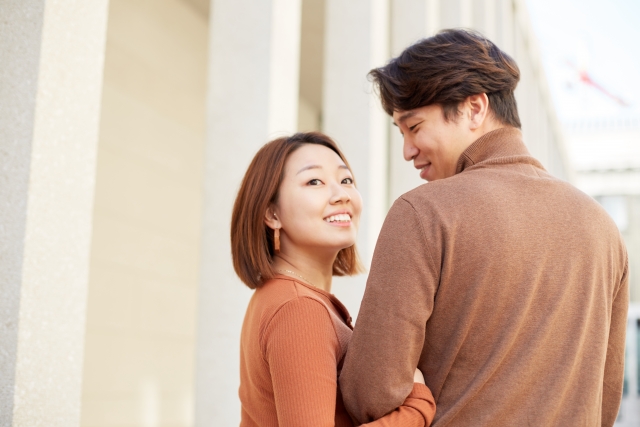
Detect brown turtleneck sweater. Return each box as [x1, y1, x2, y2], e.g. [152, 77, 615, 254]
[340, 127, 628, 427]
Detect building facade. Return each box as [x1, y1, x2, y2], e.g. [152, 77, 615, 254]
[0, 0, 569, 426]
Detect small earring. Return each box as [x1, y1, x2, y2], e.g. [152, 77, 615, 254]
[274, 228, 280, 253]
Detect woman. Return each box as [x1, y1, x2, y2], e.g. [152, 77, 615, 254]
[231, 132, 436, 426]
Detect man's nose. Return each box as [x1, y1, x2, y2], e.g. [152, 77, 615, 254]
[403, 137, 419, 162]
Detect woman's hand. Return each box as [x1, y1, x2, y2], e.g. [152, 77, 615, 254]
[413, 368, 425, 384]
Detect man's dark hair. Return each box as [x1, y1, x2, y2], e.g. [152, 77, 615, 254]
[369, 28, 522, 128]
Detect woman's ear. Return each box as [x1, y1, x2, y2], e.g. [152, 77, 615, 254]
[264, 206, 281, 230]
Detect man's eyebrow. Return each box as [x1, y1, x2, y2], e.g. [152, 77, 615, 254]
[392, 111, 417, 127]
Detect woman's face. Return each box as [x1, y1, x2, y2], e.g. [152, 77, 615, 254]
[271, 144, 362, 255]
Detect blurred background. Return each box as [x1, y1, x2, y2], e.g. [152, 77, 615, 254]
[527, 1, 640, 425]
[1, 0, 638, 426]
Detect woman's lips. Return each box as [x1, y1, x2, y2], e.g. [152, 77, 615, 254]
[324, 213, 352, 227]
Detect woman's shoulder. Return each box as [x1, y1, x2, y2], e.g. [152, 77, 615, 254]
[254, 276, 329, 314]
[251, 277, 336, 340]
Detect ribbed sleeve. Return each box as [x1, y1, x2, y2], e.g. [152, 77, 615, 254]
[264, 297, 340, 426]
[364, 383, 436, 427]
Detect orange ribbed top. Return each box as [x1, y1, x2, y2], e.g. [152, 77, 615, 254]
[239, 276, 436, 426]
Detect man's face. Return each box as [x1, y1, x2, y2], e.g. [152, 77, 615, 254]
[393, 104, 471, 182]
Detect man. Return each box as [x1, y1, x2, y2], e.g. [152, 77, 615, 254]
[339, 29, 628, 426]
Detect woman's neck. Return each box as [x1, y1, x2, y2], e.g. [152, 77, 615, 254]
[272, 250, 335, 293]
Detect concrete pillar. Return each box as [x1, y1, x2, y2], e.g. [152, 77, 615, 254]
[322, 0, 390, 316]
[323, 0, 390, 263]
[426, 0, 441, 35]
[482, 0, 498, 41]
[440, 0, 461, 28]
[460, 0, 473, 27]
[534, 87, 547, 166]
[438, 0, 473, 29]
[389, 0, 430, 203]
[497, 0, 515, 55]
[196, 0, 301, 425]
[268, 0, 303, 135]
[0, 0, 108, 426]
[392, 0, 429, 54]
[470, 0, 498, 39]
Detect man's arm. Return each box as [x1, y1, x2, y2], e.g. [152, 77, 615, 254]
[602, 256, 629, 427]
[339, 198, 440, 424]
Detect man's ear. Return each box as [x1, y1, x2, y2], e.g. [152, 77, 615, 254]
[264, 205, 281, 230]
[467, 93, 490, 130]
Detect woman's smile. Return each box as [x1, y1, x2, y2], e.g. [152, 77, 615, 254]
[323, 212, 352, 226]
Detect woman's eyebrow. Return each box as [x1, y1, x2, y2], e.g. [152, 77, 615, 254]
[296, 164, 321, 175]
[296, 164, 349, 174]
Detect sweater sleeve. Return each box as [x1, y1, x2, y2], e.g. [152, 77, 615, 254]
[363, 383, 436, 427]
[340, 198, 439, 424]
[263, 297, 340, 427]
[602, 256, 629, 427]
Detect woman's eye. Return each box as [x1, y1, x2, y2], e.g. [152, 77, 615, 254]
[342, 177, 353, 185]
[308, 179, 322, 186]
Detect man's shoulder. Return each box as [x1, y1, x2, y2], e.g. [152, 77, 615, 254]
[394, 172, 473, 212]
[394, 168, 619, 239]
[399, 167, 593, 209]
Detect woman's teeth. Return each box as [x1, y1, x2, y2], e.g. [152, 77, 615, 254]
[324, 214, 351, 223]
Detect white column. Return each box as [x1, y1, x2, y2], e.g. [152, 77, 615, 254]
[389, 0, 430, 203]
[426, 0, 441, 35]
[440, 0, 461, 28]
[460, 0, 473, 27]
[0, 0, 108, 426]
[483, 0, 498, 41]
[497, 0, 515, 55]
[437, 0, 473, 29]
[196, 0, 301, 425]
[322, 0, 389, 317]
[268, 0, 302, 135]
[323, 0, 390, 263]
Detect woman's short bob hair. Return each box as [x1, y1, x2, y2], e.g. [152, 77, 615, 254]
[231, 132, 364, 289]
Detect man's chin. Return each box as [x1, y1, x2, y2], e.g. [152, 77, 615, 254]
[421, 168, 443, 182]
[419, 165, 433, 180]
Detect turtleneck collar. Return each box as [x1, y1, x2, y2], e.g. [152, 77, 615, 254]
[455, 127, 544, 175]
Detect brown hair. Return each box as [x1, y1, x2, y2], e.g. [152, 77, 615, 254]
[231, 132, 364, 289]
[369, 28, 521, 128]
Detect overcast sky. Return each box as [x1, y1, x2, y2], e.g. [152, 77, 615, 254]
[526, 0, 640, 123]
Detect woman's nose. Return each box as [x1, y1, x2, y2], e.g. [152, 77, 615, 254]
[330, 183, 350, 203]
